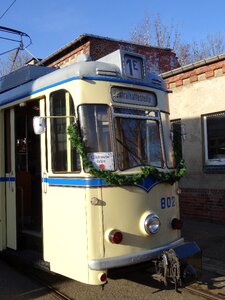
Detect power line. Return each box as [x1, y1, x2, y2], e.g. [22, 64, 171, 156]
[0, 25, 29, 37]
[0, 1, 39, 70]
[0, 0, 17, 20]
[0, 26, 32, 57]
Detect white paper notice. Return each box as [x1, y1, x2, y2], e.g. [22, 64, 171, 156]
[87, 152, 114, 170]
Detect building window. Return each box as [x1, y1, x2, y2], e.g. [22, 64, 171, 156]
[171, 119, 183, 165]
[203, 111, 225, 168]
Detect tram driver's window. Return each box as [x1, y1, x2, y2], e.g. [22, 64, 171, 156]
[78, 104, 112, 153]
[50, 90, 80, 173]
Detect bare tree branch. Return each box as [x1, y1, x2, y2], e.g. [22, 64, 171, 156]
[0, 50, 31, 76]
[130, 13, 225, 66]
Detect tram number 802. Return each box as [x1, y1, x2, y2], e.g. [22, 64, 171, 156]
[160, 196, 176, 209]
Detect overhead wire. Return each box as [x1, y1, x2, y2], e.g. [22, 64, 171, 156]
[0, 0, 17, 20]
[0, 26, 32, 57]
[0, 36, 21, 43]
[0, 1, 20, 66]
[0, 1, 39, 72]
[0, 46, 20, 56]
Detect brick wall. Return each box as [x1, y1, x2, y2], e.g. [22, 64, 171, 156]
[164, 59, 225, 88]
[180, 188, 225, 223]
[47, 42, 91, 68]
[44, 35, 180, 73]
[89, 36, 179, 73]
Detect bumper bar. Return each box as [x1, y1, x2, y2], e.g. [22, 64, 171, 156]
[89, 238, 184, 270]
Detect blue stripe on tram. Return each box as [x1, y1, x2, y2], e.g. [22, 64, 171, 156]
[43, 177, 107, 187]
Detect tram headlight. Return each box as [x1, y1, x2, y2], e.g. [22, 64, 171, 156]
[144, 213, 160, 235]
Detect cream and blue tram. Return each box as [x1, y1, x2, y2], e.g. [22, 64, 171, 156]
[0, 50, 200, 287]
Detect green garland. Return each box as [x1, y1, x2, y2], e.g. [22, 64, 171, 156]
[68, 124, 186, 186]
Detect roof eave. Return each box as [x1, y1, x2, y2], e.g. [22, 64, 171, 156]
[162, 52, 225, 78]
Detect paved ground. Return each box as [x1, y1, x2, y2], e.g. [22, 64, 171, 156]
[0, 259, 52, 300]
[0, 218, 224, 299]
[182, 218, 225, 299]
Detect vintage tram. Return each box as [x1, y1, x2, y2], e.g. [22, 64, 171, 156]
[0, 49, 201, 287]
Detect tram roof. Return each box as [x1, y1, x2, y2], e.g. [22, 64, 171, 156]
[0, 54, 167, 107]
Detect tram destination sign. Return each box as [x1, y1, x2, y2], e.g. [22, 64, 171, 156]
[111, 87, 157, 107]
[123, 54, 144, 80]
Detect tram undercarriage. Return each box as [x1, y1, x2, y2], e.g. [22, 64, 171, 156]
[152, 242, 201, 290]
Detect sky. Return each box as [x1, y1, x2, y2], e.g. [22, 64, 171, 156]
[0, 0, 225, 61]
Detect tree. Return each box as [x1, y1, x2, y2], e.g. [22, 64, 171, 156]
[130, 14, 225, 66]
[130, 14, 181, 49]
[190, 33, 225, 62]
[0, 49, 32, 77]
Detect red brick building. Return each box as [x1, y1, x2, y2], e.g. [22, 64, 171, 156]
[162, 54, 225, 223]
[39, 34, 179, 73]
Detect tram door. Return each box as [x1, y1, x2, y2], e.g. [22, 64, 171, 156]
[5, 109, 17, 249]
[14, 100, 42, 253]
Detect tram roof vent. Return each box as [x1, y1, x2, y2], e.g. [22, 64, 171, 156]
[0, 65, 55, 94]
[148, 72, 165, 89]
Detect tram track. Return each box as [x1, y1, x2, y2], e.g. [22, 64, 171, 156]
[2, 256, 73, 300]
[185, 285, 225, 300]
[4, 254, 224, 300]
[40, 283, 72, 300]
[38, 277, 225, 300]
[34, 269, 225, 300]
[26, 270, 73, 300]
[27, 267, 225, 300]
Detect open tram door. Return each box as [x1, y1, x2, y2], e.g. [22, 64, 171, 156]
[15, 100, 43, 253]
[5, 100, 43, 254]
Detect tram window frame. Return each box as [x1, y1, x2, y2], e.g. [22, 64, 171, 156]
[78, 104, 115, 171]
[113, 108, 164, 171]
[4, 109, 11, 173]
[50, 89, 81, 173]
[203, 111, 225, 172]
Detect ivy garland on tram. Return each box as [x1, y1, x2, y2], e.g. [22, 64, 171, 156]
[68, 123, 186, 186]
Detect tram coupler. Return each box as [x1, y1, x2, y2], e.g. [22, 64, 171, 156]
[152, 242, 202, 291]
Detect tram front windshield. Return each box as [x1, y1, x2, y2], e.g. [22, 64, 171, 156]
[114, 107, 163, 170]
[78, 104, 170, 171]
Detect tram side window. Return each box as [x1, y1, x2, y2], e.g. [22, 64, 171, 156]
[50, 90, 80, 173]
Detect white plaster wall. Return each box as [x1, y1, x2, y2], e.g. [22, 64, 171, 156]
[168, 75, 225, 189]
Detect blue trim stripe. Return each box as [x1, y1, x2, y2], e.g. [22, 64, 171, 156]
[44, 176, 160, 191]
[136, 177, 160, 192]
[31, 76, 78, 95]
[82, 76, 169, 93]
[0, 176, 106, 186]
[0, 177, 15, 182]
[0, 176, 160, 191]
[0, 76, 79, 107]
[44, 177, 107, 187]
[0, 75, 168, 107]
